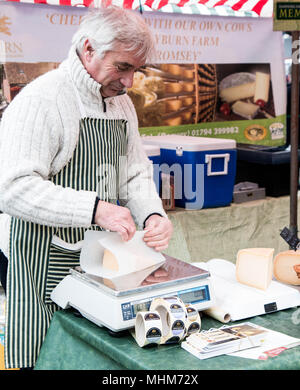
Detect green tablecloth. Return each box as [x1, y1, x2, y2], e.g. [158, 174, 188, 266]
[34, 308, 300, 370]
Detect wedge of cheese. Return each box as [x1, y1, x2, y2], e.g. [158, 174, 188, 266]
[232, 100, 259, 120]
[236, 248, 274, 290]
[219, 82, 255, 103]
[254, 72, 270, 104]
[273, 250, 300, 286]
[102, 249, 119, 271]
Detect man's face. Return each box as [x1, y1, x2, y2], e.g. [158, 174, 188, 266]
[83, 41, 146, 98]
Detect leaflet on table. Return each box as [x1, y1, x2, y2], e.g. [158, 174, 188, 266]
[228, 326, 300, 360]
[181, 322, 266, 360]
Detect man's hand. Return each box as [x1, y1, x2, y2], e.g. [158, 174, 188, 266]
[94, 200, 136, 241]
[143, 215, 173, 251]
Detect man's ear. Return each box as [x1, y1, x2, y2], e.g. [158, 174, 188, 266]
[82, 39, 94, 62]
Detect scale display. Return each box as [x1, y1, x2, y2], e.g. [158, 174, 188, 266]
[121, 285, 210, 321]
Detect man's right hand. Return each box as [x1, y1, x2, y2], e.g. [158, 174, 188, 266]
[94, 200, 136, 241]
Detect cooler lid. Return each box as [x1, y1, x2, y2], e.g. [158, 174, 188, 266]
[142, 143, 161, 157]
[142, 135, 236, 151]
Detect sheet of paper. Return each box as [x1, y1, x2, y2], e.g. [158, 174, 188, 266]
[80, 230, 165, 279]
[228, 327, 300, 360]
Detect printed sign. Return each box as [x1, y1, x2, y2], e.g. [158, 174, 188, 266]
[0, 1, 287, 145]
[273, 0, 300, 31]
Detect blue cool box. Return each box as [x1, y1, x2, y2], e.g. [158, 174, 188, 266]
[142, 135, 237, 209]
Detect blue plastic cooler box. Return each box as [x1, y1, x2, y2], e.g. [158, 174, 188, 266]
[142, 135, 237, 209]
[142, 143, 161, 194]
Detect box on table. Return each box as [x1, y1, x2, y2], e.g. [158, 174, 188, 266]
[233, 182, 266, 204]
[142, 135, 237, 209]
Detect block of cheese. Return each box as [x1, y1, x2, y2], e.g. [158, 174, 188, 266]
[254, 72, 270, 104]
[232, 100, 259, 120]
[219, 82, 255, 103]
[273, 250, 300, 286]
[236, 248, 274, 290]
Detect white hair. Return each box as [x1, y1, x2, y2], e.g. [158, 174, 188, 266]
[72, 6, 155, 62]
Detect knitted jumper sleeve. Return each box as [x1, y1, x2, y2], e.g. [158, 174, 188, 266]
[0, 93, 97, 228]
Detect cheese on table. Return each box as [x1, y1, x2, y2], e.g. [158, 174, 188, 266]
[236, 248, 274, 290]
[102, 249, 119, 271]
[232, 100, 259, 120]
[219, 82, 255, 103]
[254, 72, 270, 103]
[273, 250, 300, 286]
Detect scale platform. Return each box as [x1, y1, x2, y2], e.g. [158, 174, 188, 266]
[51, 255, 214, 332]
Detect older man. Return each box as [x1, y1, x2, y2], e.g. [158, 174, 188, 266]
[0, 7, 172, 369]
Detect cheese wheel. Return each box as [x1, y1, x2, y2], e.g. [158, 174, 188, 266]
[181, 97, 194, 106]
[161, 64, 181, 76]
[273, 250, 300, 286]
[236, 248, 274, 290]
[181, 82, 194, 92]
[102, 249, 119, 271]
[165, 82, 182, 94]
[165, 99, 182, 111]
[181, 111, 192, 121]
[219, 82, 255, 103]
[183, 69, 194, 79]
[163, 117, 182, 126]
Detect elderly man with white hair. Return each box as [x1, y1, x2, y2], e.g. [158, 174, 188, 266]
[0, 6, 172, 369]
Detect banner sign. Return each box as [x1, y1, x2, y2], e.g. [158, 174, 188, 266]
[0, 2, 287, 145]
[273, 0, 300, 31]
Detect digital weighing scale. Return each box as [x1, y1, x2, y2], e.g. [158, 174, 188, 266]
[51, 255, 215, 332]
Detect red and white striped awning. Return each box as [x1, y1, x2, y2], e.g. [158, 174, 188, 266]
[2, 0, 273, 17]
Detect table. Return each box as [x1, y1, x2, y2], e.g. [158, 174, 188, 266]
[34, 307, 300, 370]
[164, 195, 299, 264]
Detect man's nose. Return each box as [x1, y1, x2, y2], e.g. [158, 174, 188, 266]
[120, 70, 135, 88]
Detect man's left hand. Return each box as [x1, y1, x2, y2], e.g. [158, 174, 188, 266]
[143, 215, 173, 251]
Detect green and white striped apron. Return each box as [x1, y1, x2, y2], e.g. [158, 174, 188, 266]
[5, 78, 128, 368]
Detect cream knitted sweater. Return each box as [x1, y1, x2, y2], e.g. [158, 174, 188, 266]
[0, 46, 166, 257]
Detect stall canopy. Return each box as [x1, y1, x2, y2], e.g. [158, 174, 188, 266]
[3, 0, 273, 17]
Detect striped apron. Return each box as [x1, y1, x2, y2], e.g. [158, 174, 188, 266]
[5, 80, 128, 368]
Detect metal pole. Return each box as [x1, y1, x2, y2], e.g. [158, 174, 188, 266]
[290, 31, 300, 238]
